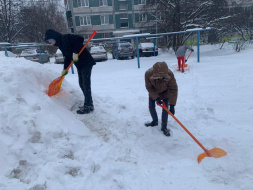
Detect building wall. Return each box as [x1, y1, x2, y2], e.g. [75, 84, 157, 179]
[65, 0, 156, 38]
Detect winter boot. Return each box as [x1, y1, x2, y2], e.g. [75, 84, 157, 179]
[161, 126, 170, 136]
[77, 105, 94, 114]
[145, 120, 158, 127]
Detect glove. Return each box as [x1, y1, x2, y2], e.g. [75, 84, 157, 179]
[156, 97, 163, 105]
[61, 69, 68, 76]
[191, 49, 194, 52]
[169, 105, 175, 115]
[73, 53, 79, 63]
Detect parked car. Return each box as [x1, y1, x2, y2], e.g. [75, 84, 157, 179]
[90, 46, 108, 61]
[20, 49, 50, 63]
[0, 51, 17, 57]
[138, 42, 158, 57]
[55, 49, 64, 64]
[111, 42, 135, 60]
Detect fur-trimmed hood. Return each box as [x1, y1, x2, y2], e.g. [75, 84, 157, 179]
[145, 62, 178, 105]
[150, 62, 171, 80]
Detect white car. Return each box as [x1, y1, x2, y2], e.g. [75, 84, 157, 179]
[90, 46, 108, 61]
[55, 49, 64, 64]
[20, 49, 50, 63]
[138, 42, 158, 57]
[0, 51, 17, 57]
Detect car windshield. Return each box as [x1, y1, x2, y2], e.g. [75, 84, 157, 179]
[21, 49, 36, 55]
[120, 44, 131, 48]
[36, 50, 44, 53]
[91, 46, 104, 51]
[140, 43, 154, 48]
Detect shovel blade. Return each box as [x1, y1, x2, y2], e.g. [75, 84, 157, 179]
[47, 76, 64, 97]
[197, 148, 227, 163]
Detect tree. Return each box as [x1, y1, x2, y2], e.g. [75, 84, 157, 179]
[142, 0, 230, 49]
[18, 1, 67, 43]
[0, 0, 26, 42]
[228, 6, 253, 41]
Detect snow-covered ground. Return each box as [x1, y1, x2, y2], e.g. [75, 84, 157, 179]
[0, 43, 252, 190]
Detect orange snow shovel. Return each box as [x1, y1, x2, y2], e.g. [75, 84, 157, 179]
[47, 30, 97, 97]
[157, 101, 227, 163]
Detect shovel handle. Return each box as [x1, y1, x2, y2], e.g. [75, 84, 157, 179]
[186, 50, 193, 62]
[157, 101, 212, 157]
[66, 30, 97, 72]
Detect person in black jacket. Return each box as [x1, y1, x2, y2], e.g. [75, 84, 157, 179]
[45, 29, 96, 114]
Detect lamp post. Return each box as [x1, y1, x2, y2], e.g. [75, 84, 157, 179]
[155, 0, 158, 47]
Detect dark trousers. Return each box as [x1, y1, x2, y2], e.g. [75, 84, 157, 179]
[149, 97, 169, 127]
[78, 66, 93, 106]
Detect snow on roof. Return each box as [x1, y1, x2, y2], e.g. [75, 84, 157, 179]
[113, 29, 140, 34]
[186, 27, 211, 32]
[139, 42, 155, 48]
[123, 33, 151, 38]
[0, 42, 11, 45]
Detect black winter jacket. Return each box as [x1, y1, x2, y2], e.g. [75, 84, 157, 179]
[45, 29, 96, 70]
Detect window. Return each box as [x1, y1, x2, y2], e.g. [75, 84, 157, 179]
[77, 0, 89, 7]
[119, 3, 127, 10]
[138, 0, 146, 5]
[99, 0, 108, 6]
[102, 33, 111, 38]
[139, 13, 147, 22]
[101, 15, 109, 25]
[151, 12, 162, 21]
[68, 18, 73, 27]
[120, 22, 128, 28]
[120, 14, 128, 19]
[80, 16, 91, 26]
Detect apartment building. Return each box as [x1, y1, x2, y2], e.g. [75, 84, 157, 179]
[226, 0, 253, 7]
[64, 0, 157, 38]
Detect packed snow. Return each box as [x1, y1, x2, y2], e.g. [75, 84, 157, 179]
[0, 43, 252, 190]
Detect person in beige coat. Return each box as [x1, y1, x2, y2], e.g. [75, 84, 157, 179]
[145, 62, 178, 136]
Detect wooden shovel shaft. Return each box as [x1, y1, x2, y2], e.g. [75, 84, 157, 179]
[158, 102, 212, 157]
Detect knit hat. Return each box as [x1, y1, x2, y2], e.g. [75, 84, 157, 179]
[44, 29, 62, 47]
[46, 38, 56, 42]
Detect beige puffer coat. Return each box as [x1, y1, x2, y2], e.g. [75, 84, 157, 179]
[145, 62, 178, 105]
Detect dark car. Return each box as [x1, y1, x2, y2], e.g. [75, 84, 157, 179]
[111, 42, 135, 60]
[138, 42, 158, 57]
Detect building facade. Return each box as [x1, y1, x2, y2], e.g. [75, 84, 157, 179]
[64, 0, 157, 38]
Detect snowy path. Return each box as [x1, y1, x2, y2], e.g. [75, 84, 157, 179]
[0, 44, 253, 190]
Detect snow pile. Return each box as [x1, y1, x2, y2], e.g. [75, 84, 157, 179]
[0, 43, 253, 190]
